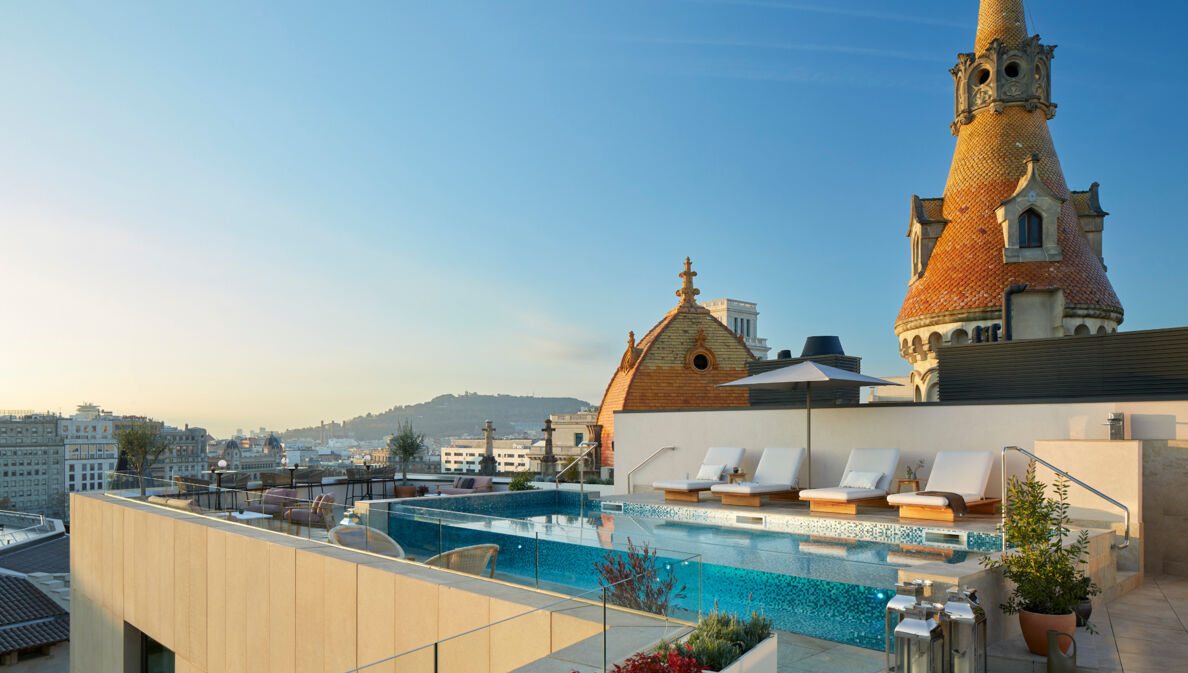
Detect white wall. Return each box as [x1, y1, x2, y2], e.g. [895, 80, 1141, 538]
[614, 400, 1188, 497]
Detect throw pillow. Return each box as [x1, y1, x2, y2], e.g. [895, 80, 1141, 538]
[458, 477, 475, 489]
[696, 463, 726, 481]
[839, 470, 882, 490]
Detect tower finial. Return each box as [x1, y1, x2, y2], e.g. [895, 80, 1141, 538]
[676, 257, 700, 307]
[975, 0, 1029, 51]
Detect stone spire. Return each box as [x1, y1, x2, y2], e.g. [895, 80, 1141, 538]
[975, 0, 1028, 51]
[676, 257, 700, 308]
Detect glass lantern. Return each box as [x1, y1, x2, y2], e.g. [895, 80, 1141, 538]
[886, 579, 932, 671]
[894, 603, 945, 673]
[944, 587, 987, 673]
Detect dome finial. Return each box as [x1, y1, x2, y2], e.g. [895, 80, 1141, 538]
[676, 257, 700, 307]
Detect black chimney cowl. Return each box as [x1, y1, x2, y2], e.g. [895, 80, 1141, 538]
[801, 336, 845, 358]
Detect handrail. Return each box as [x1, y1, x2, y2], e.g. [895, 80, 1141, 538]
[626, 446, 676, 494]
[1001, 446, 1129, 551]
[555, 442, 598, 493]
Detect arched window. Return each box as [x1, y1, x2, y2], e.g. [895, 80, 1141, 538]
[1018, 210, 1043, 248]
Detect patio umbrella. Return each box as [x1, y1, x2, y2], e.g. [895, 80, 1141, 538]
[718, 361, 901, 488]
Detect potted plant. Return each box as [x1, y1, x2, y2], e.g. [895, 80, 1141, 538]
[656, 611, 774, 672]
[981, 462, 1099, 655]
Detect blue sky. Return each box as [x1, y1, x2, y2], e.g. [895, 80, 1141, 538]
[2, 1, 1184, 436]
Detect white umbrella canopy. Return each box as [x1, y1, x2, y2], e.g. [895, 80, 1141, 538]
[719, 361, 901, 488]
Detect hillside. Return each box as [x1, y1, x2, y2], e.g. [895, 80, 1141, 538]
[282, 393, 593, 442]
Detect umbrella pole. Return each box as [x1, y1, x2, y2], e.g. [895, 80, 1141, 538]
[805, 381, 812, 489]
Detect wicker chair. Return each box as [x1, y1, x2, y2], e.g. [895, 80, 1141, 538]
[425, 544, 499, 578]
[173, 474, 211, 494]
[345, 468, 369, 505]
[260, 471, 289, 488]
[293, 468, 326, 497]
[243, 487, 298, 518]
[284, 493, 336, 532]
[221, 472, 250, 509]
[327, 524, 407, 559]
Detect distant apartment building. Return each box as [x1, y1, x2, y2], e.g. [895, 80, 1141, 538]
[700, 298, 771, 359]
[527, 410, 599, 472]
[156, 424, 209, 480]
[0, 413, 66, 518]
[440, 438, 531, 473]
[59, 404, 118, 495]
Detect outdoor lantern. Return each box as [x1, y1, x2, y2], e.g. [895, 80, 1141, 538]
[886, 580, 931, 671]
[944, 587, 987, 673]
[217, 458, 228, 470]
[894, 602, 945, 673]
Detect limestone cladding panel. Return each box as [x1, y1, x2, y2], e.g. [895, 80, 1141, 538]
[897, 106, 1121, 330]
[596, 310, 752, 467]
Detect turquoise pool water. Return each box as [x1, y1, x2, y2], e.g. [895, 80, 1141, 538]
[384, 491, 983, 650]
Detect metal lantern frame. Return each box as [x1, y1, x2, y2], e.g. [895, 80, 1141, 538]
[894, 602, 946, 673]
[943, 587, 987, 673]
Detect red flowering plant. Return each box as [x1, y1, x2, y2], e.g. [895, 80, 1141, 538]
[594, 538, 686, 616]
[571, 645, 700, 673]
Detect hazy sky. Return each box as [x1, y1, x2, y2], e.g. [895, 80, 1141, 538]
[3, 1, 1185, 437]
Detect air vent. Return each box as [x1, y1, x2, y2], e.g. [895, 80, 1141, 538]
[922, 529, 967, 547]
[735, 515, 765, 526]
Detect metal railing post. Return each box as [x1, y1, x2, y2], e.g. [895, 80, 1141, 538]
[626, 446, 676, 494]
[603, 585, 609, 673]
[534, 532, 540, 588]
[1001, 445, 1130, 549]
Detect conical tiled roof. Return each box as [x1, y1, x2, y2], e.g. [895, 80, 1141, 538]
[896, 0, 1121, 330]
[975, 0, 1029, 51]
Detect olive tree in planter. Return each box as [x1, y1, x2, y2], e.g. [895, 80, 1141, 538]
[981, 462, 1099, 656]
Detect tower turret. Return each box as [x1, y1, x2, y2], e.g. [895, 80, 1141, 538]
[895, 0, 1122, 402]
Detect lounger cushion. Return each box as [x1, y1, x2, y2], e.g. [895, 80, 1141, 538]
[839, 471, 882, 490]
[887, 492, 982, 507]
[703, 447, 746, 473]
[696, 463, 726, 481]
[840, 448, 901, 492]
[653, 479, 720, 491]
[710, 482, 794, 495]
[919, 450, 995, 497]
[799, 487, 886, 501]
[752, 447, 805, 486]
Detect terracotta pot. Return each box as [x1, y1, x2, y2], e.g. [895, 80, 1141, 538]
[1019, 609, 1076, 655]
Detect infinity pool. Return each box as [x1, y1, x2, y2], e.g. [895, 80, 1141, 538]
[382, 491, 987, 650]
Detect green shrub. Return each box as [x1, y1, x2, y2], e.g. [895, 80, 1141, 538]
[508, 472, 536, 491]
[656, 610, 772, 671]
[980, 462, 1099, 616]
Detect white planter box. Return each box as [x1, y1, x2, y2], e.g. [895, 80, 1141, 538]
[714, 634, 778, 673]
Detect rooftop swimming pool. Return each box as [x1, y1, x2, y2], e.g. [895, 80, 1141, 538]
[376, 490, 994, 650]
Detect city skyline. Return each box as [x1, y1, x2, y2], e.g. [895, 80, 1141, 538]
[4, 0, 1187, 436]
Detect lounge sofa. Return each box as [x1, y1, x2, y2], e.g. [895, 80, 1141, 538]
[439, 476, 494, 495]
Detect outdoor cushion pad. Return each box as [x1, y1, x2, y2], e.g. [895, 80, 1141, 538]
[799, 487, 886, 501]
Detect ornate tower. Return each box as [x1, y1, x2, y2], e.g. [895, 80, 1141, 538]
[895, 0, 1122, 401]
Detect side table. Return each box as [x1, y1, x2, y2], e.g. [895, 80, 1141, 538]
[894, 478, 922, 493]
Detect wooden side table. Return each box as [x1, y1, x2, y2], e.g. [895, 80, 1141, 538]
[895, 478, 922, 493]
[728, 472, 747, 484]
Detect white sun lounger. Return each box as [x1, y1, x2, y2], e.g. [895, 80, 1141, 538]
[887, 450, 998, 521]
[653, 446, 745, 502]
[798, 448, 901, 514]
[709, 447, 805, 507]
